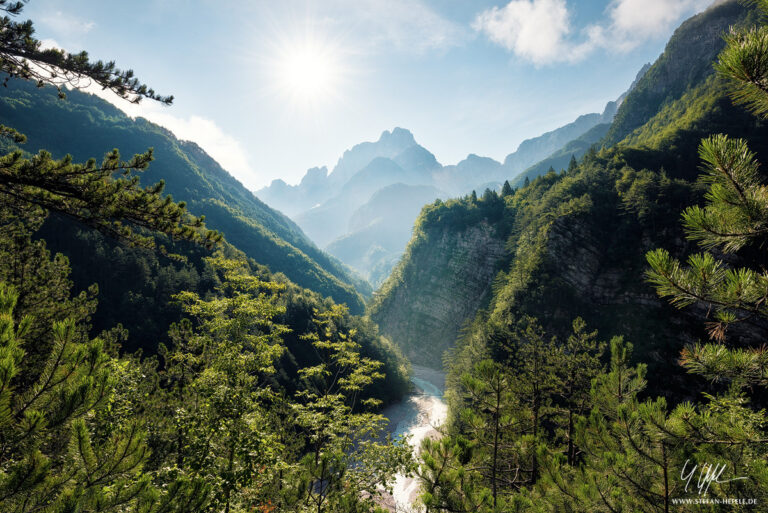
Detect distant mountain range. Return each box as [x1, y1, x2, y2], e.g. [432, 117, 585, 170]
[256, 67, 649, 284]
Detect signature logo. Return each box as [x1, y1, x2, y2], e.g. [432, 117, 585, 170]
[680, 459, 748, 496]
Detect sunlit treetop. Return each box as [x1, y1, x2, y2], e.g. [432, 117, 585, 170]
[0, 0, 173, 104]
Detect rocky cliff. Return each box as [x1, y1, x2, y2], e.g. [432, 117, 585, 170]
[369, 200, 510, 366]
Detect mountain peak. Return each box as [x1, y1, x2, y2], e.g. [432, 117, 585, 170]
[379, 127, 416, 146]
[460, 154, 500, 167]
[269, 178, 289, 188]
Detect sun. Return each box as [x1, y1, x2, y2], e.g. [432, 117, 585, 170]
[275, 39, 342, 105]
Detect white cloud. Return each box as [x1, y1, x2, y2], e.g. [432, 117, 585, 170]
[604, 0, 712, 51]
[80, 86, 258, 190]
[472, 0, 589, 64]
[142, 112, 256, 190]
[30, 44, 258, 190]
[38, 38, 61, 51]
[474, 0, 713, 65]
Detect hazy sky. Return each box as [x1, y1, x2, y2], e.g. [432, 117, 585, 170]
[25, 0, 714, 190]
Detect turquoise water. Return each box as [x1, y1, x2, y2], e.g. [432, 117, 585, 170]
[384, 365, 446, 439]
[411, 376, 442, 398]
[382, 365, 447, 511]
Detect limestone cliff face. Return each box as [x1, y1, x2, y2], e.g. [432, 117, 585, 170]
[369, 220, 507, 367]
[534, 214, 705, 362]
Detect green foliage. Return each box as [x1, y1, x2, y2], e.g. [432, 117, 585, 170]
[0, 281, 197, 512]
[687, 134, 768, 252]
[646, 4, 768, 377]
[0, 143, 221, 251]
[421, 317, 607, 512]
[716, 20, 768, 118]
[0, 214, 410, 512]
[0, 7, 410, 512]
[425, 325, 768, 513]
[283, 305, 412, 512]
[405, 5, 768, 510]
[141, 261, 411, 512]
[152, 257, 288, 512]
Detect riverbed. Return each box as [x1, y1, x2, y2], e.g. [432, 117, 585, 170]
[380, 365, 448, 512]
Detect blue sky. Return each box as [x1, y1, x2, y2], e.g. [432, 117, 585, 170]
[25, 0, 714, 190]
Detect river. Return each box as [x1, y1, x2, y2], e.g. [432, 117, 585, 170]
[380, 365, 448, 512]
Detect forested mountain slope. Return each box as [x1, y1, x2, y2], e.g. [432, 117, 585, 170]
[0, 80, 370, 310]
[605, 0, 746, 145]
[369, 0, 760, 385]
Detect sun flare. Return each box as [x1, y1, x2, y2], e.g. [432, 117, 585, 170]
[275, 40, 342, 105]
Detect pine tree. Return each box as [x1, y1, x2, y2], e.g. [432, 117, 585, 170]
[459, 360, 520, 508]
[716, 0, 768, 118]
[567, 155, 578, 174]
[551, 318, 605, 466]
[0, 205, 96, 346]
[0, 282, 163, 512]
[0, 1, 172, 103]
[508, 318, 560, 486]
[501, 180, 513, 197]
[646, 0, 768, 383]
[0, 145, 222, 251]
[538, 338, 684, 513]
[419, 435, 493, 513]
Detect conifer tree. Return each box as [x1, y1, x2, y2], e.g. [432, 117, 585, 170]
[646, 0, 768, 384]
[0, 144, 222, 251]
[0, 1, 172, 103]
[459, 360, 520, 508]
[567, 155, 578, 174]
[0, 281, 201, 512]
[501, 180, 513, 197]
[419, 435, 496, 513]
[0, 2, 221, 252]
[551, 318, 605, 466]
[538, 338, 682, 513]
[0, 205, 96, 347]
[508, 318, 560, 485]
